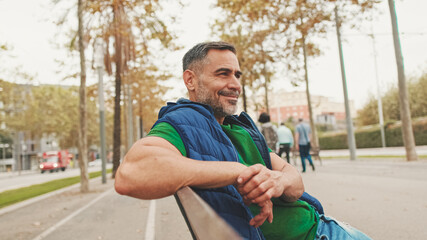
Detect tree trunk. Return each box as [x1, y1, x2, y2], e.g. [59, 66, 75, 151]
[302, 35, 319, 148]
[388, 0, 417, 161]
[138, 97, 144, 138]
[262, 62, 270, 114]
[301, 35, 319, 149]
[77, 0, 89, 192]
[334, 6, 357, 160]
[123, 82, 128, 151]
[242, 79, 247, 112]
[112, 1, 123, 178]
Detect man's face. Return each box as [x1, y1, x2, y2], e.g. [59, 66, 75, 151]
[194, 49, 242, 118]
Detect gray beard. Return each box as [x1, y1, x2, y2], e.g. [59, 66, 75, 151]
[195, 87, 237, 118]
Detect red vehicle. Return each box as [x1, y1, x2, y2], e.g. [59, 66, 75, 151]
[40, 150, 70, 173]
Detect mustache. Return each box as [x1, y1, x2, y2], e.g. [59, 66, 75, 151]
[218, 90, 240, 98]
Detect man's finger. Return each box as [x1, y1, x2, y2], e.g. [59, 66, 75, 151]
[243, 180, 272, 201]
[238, 171, 269, 195]
[250, 188, 276, 204]
[249, 200, 273, 227]
[237, 164, 263, 185]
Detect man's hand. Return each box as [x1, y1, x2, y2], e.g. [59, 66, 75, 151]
[249, 199, 273, 228]
[236, 164, 285, 204]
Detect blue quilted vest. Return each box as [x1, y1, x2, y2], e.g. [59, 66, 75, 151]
[152, 99, 324, 239]
[153, 98, 266, 240]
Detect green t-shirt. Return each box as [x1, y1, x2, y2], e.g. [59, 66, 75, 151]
[148, 122, 318, 240]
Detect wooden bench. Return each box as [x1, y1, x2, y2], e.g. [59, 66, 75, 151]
[291, 147, 322, 166]
[174, 186, 243, 240]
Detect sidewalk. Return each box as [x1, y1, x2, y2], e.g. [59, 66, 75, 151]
[320, 145, 427, 157]
[302, 159, 427, 240]
[0, 175, 191, 240]
[1, 160, 426, 239]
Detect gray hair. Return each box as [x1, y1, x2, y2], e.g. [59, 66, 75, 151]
[182, 41, 236, 73]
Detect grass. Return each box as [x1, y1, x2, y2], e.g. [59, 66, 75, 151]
[0, 169, 112, 209]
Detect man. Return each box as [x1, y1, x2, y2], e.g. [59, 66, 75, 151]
[295, 118, 315, 172]
[115, 42, 370, 240]
[277, 122, 294, 163]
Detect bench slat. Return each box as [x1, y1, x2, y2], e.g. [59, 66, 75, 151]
[175, 186, 243, 240]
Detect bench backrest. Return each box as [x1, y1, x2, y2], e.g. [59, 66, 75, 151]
[174, 186, 243, 240]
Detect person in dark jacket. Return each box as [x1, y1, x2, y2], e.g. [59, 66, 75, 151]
[258, 112, 278, 152]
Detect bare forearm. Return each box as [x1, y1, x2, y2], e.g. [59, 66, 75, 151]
[279, 162, 304, 202]
[115, 137, 246, 199]
[270, 153, 304, 202]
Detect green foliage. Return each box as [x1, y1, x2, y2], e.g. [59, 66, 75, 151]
[0, 169, 112, 209]
[357, 71, 427, 126]
[319, 118, 427, 149]
[0, 81, 102, 150]
[319, 133, 348, 150]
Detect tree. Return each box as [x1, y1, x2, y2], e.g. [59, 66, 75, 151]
[357, 71, 427, 126]
[82, 0, 180, 177]
[0, 80, 101, 152]
[77, 0, 90, 192]
[53, 0, 180, 177]
[111, 0, 124, 178]
[129, 64, 171, 135]
[388, 0, 417, 161]
[213, 0, 379, 148]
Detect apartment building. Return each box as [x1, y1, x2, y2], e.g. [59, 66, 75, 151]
[267, 90, 356, 127]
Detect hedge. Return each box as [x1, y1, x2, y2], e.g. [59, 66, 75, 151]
[319, 117, 427, 150]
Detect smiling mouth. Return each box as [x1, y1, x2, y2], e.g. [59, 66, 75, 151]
[218, 90, 240, 99]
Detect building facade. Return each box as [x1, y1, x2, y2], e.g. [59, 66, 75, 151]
[267, 90, 356, 128]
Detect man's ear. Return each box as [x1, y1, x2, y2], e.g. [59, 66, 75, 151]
[183, 69, 196, 91]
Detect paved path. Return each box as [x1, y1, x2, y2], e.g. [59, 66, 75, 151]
[0, 177, 191, 240]
[1, 159, 426, 240]
[301, 159, 427, 240]
[320, 145, 427, 157]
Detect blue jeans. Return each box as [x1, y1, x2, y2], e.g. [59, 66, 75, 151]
[299, 144, 314, 172]
[316, 214, 372, 240]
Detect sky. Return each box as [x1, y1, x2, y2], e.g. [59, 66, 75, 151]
[0, 0, 426, 110]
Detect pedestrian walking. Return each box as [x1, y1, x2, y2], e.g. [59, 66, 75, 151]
[258, 112, 278, 152]
[277, 122, 293, 163]
[295, 118, 315, 172]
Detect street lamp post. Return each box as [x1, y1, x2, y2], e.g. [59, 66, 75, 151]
[369, 32, 386, 148]
[0, 144, 5, 172]
[95, 39, 107, 184]
[0, 144, 4, 160]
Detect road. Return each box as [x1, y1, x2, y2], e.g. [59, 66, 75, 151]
[1, 158, 426, 240]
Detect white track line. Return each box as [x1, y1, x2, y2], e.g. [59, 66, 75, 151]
[144, 200, 156, 240]
[31, 188, 114, 240]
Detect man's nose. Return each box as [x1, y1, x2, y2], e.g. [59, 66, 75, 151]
[228, 75, 242, 93]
